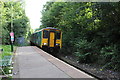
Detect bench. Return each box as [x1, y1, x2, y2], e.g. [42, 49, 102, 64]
[0, 56, 13, 67]
[0, 55, 13, 77]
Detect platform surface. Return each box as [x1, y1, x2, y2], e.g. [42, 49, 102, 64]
[13, 46, 95, 79]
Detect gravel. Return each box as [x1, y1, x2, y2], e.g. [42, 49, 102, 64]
[57, 54, 120, 80]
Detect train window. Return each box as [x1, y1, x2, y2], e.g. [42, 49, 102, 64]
[43, 30, 48, 38]
[56, 31, 61, 39]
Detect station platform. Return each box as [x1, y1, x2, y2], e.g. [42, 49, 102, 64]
[13, 46, 95, 79]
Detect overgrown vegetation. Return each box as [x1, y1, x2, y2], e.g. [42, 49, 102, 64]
[0, 1, 31, 45]
[41, 2, 120, 71]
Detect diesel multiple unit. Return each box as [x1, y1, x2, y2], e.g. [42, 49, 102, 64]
[30, 27, 62, 52]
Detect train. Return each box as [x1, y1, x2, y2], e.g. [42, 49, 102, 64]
[30, 27, 62, 52]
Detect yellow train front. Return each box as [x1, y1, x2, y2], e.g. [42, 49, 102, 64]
[30, 27, 62, 52]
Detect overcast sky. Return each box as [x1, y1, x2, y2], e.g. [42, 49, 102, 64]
[25, 0, 49, 29]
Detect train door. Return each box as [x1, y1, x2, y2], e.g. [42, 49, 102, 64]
[49, 32, 55, 47]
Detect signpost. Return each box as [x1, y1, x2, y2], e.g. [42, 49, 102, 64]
[10, 32, 14, 52]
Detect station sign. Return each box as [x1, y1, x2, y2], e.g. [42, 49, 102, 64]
[11, 36, 14, 41]
[10, 32, 14, 36]
[10, 32, 14, 41]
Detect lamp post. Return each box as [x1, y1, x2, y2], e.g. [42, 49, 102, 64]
[10, 0, 14, 52]
[10, 32, 14, 52]
[9, 0, 21, 52]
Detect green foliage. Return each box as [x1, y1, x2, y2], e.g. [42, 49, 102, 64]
[100, 45, 120, 71]
[41, 2, 64, 27]
[74, 39, 98, 63]
[0, 45, 13, 57]
[0, 1, 30, 45]
[41, 2, 120, 71]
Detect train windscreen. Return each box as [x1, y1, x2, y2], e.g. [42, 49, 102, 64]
[56, 31, 61, 39]
[43, 30, 49, 38]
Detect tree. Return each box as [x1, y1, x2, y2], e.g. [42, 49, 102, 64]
[41, 2, 120, 71]
[1, 1, 30, 45]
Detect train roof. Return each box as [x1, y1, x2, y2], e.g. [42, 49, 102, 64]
[32, 27, 61, 34]
[42, 27, 60, 30]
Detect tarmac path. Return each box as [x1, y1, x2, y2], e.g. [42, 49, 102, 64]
[13, 46, 95, 79]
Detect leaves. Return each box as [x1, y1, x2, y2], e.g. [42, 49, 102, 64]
[1, 1, 30, 45]
[41, 2, 120, 71]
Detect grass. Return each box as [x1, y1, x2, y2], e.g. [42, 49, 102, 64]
[0, 45, 14, 58]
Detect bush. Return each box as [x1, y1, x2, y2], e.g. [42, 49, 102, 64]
[74, 39, 98, 63]
[100, 45, 120, 71]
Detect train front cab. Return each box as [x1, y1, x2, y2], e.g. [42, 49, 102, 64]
[41, 28, 62, 52]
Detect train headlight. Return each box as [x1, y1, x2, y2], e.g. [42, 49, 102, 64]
[43, 43, 47, 45]
[56, 44, 60, 46]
